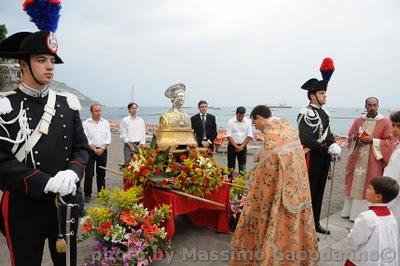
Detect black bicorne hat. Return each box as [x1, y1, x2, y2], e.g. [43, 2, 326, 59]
[301, 78, 328, 92]
[0, 30, 63, 64]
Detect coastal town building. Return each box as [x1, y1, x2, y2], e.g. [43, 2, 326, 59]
[0, 58, 21, 92]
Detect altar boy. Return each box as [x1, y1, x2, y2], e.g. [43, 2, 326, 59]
[346, 176, 399, 266]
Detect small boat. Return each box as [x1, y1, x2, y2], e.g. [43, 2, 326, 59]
[266, 103, 292, 109]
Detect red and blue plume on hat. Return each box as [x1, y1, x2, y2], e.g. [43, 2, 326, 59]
[22, 0, 62, 32]
[320, 57, 335, 81]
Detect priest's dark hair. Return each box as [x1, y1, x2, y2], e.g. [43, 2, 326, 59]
[365, 97, 379, 106]
[370, 176, 399, 203]
[250, 105, 272, 119]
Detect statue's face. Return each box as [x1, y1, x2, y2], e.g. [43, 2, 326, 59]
[174, 91, 185, 108]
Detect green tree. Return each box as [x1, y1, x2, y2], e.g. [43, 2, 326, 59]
[0, 24, 7, 42]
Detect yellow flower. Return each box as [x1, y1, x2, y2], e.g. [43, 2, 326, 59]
[86, 207, 113, 225]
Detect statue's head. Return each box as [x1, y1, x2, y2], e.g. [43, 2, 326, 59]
[165, 83, 186, 109]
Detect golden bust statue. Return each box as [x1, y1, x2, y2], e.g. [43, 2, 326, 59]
[159, 84, 191, 129]
[156, 83, 197, 151]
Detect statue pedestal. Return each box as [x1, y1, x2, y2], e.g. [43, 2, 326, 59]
[155, 128, 197, 151]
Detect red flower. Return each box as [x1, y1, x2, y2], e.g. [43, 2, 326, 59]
[182, 181, 189, 187]
[154, 168, 161, 175]
[153, 250, 164, 261]
[146, 181, 153, 187]
[155, 148, 163, 153]
[119, 211, 138, 226]
[180, 154, 187, 161]
[162, 178, 169, 186]
[182, 166, 190, 173]
[139, 165, 147, 173]
[141, 219, 159, 237]
[171, 163, 180, 172]
[82, 220, 93, 233]
[98, 221, 113, 235]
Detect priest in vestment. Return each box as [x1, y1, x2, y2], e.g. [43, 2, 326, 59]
[231, 105, 319, 266]
[342, 97, 394, 221]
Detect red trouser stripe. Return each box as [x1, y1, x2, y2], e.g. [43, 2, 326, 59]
[305, 152, 311, 171]
[1, 191, 15, 266]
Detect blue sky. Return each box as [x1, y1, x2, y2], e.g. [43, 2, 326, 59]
[1, 0, 399, 108]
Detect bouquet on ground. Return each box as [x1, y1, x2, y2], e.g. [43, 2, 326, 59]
[80, 186, 171, 266]
[229, 172, 247, 230]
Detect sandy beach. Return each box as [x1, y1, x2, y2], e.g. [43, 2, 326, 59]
[0, 133, 348, 265]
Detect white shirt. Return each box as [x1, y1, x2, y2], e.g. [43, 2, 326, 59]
[226, 117, 253, 144]
[82, 117, 111, 147]
[199, 112, 207, 122]
[120, 115, 146, 144]
[347, 205, 398, 266]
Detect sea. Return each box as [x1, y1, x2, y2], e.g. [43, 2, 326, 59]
[80, 106, 393, 136]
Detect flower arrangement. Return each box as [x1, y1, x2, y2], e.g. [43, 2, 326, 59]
[80, 186, 171, 266]
[121, 146, 226, 197]
[230, 172, 247, 227]
[165, 147, 225, 197]
[121, 146, 169, 188]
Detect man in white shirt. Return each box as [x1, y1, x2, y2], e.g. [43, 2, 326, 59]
[226, 106, 253, 173]
[120, 102, 146, 163]
[82, 103, 111, 202]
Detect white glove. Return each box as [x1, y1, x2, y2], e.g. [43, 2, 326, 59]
[328, 143, 341, 156]
[44, 170, 79, 196]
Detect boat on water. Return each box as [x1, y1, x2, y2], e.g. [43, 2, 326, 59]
[266, 103, 292, 109]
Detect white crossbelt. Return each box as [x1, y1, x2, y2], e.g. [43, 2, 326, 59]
[15, 90, 56, 162]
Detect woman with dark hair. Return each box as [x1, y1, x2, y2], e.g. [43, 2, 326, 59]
[231, 105, 319, 266]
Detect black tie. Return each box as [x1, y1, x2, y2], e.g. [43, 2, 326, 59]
[201, 114, 206, 139]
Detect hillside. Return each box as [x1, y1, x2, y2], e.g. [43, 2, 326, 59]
[51, 81, 95, 107]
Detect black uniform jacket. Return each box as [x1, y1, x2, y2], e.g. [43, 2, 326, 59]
[297, 105, 335, 155]
[191, 113, 218, 147]
[0, 88, 89, 199]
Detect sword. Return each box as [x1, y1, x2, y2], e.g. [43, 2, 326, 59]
[324, 158, 337, 239]
[57, 194, 78, 266]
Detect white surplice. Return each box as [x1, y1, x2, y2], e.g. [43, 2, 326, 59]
[347, 204, 398, 266]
